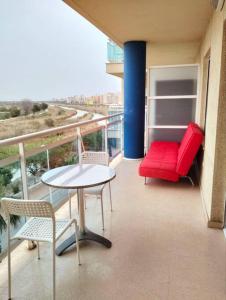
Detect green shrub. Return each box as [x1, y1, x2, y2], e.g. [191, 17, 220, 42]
[0, 112, 10, 119]
[45, 118, 54, 127]
[32, 104, 41, 114]
[11, 182, 20, 194]
[40, 103, 48, 110]
[10, 106, 21, 117]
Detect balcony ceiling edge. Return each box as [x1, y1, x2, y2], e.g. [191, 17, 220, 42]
[63, 0, 212, 46]
[63, 0, 123, 47]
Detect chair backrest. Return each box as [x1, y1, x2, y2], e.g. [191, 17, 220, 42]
[1, 198, 54, 219]
[176, 122, 203, 176]
[81, 151, 109, 166]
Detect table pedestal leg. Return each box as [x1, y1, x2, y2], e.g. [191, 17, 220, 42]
[78, 188, 85, 233]
[55, 228, 112, 256]
[55, 188, 112, 256]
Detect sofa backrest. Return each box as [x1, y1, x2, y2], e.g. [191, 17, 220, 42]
[176, 123, 203, 176]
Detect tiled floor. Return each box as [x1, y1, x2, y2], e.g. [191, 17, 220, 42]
[0, 159, 225, 300]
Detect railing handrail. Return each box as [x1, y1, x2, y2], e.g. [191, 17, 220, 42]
[0, 112, 123, 147]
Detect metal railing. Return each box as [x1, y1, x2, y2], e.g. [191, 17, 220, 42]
[0, 112, 124, 255]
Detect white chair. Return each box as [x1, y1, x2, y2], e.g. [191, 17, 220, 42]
[81, 151, 112, 230]
[1, 197, 81, 300]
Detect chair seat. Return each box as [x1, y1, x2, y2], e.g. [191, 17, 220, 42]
[13, 217, 73, 242]
[84, 184, 105, 195]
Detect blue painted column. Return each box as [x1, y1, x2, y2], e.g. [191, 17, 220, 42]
[124, 41, 146, 159]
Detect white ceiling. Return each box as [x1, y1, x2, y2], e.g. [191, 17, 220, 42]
[64, 0, 213, 46]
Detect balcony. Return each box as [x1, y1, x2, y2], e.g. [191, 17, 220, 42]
[0, 159, 226, 299]
[107, 40, 124, 63]
[0, 114, 226, 299]
[106, 40, 123, 78]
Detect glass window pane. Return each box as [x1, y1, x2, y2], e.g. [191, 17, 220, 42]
[149, 66, 198, 96]
[149, 98, 196, 126]
[148, 128, 187, 146]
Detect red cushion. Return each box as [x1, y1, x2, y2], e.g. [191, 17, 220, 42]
[176, 123, 203, 176]
[139, 141, 180, 182]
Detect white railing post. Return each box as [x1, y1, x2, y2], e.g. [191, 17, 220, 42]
[46, 148, 50, 170]
[120, 115, 123, 153]
[18, 142, 29, 200]
[18, 142, 36, 250]
[77, 127, 82, 165]
[46, 149, 53, 204]
[104, 120, 108, 153]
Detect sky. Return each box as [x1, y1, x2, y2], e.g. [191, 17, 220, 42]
[0, 0, 120, 101]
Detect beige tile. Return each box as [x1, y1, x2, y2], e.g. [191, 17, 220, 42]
[0, 159, 225, 300]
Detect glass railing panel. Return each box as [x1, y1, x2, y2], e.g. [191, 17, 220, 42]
[48, 140, 78, 168]
[107, 112, 123, 159]
[24, 129, 76, 153]
[107, 122, 122, 159]
[107, 40, 124, 63]
[26, 151, 48, 187]
[0, 161, 25, 255]
[47, 141, 78, 207]
[0, 144, 19, 161]
[81, 128, 105, 152]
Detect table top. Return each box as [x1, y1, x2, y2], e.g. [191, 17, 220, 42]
[41, 164, 116, 189]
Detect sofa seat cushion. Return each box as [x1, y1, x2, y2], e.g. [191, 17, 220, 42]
[139, 141, 180, 182]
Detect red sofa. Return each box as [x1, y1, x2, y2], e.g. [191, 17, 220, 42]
[139, 123, 203, 183]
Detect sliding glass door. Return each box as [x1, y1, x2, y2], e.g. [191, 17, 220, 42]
[146, 64, 199, 148]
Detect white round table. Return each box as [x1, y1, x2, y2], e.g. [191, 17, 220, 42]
[41, 164, 116, 255]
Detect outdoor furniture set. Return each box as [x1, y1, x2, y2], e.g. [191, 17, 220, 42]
[1, 123, 203, 299]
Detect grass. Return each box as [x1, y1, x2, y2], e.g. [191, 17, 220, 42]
[0, 133, 76, 160]
[0, 104, 102, 160]
[0, 105, 73, 140]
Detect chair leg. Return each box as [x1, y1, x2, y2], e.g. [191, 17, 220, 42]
[145, 177, 147, 185]
[77, 189, 79, 213]
[68, 191, 72, 219]
[37, 241, 40, 260]
[109, 182, 113, 211]
[100, 193, 105, 230]
[182, 176, 195, 186]
[187, 176, 195, 186]
[52, 242, 56, 300]
[74, 222, 81, 266]
[8, 239, 11, 300]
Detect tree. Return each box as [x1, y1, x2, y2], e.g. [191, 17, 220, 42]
[83, 131, 103, 151]
[0, 168, 13, 186]
[40, 102, 48, 110]
[27, 153, 47, 183]
[45, 118, 54, 127]
[0, 168, 20, 239]
[49, 143, 76, 168]
[10, 106, 21, 118]
[32, 104, 41, 114]
[20, 99, 33, 115]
